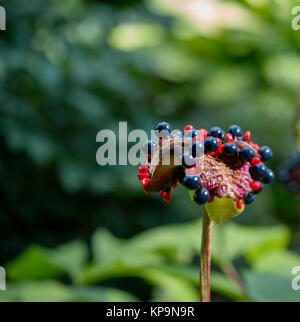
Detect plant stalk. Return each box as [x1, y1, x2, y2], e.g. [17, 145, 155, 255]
[200, 207, 213, 302]
[221, 262, 246, 295]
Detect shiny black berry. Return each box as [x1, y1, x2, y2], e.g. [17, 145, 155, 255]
[204, 137, 218, 153]
[239, 147, 255, 161]
[155, 122, 172, 138]
[208, 127, 223, 139]
[183, 175, 201, 189]
[227, 125, 242, 137]
[181, 153, 196, 168]
[260, 146, 273, 161]
[222, 142, 238, 158]
[250, 163, 267, 179]
[220, 131, 226, 142]
[192, 141, 204, 158]
[194, 187, 210, 204]
[185, 129, 198, 139]
[262, 169, 275, 183]
[244, 192, 255, 204]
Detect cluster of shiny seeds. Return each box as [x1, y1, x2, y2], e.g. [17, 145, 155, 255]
[137, 122, 274, 206]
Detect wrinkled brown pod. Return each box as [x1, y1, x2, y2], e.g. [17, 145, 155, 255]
[144, 137, 256, 200]
[144, 138, 187, 193]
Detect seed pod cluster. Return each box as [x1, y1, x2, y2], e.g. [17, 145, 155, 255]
[138, 123, 274, 207]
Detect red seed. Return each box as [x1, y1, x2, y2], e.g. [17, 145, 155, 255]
[188, 166, 197, 174]
[137, 172, 149, 180]
[138, 165, 148, 173]
[139, 165, 148, 172]
[243, 131, 251, 141]
[162, 191, 171, 202]
[216, 138, 223, 154]
[225, 133, 234, 142]
[218, 144, 223, 154]
[253, 144, 259, 152]
[251, 157, 261, 165]
[236, 199, 243, 209]
[250, 181, 261, 191]
[141, 178, 150, 187]
[184, 125, 194, 132]
[198, 129, 207, 141]
[249, 142, 259, 152]
[172, 181, 178, 189]
[208, 194, 214, 203]
[143, 188, 150, 194]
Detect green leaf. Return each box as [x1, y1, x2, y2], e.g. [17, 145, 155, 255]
[145, 265, 247, 302]
[212, 223, 290, 264]
[0, 282, 138, 302]
[71, 286, 139, 302]
[211, 272, 248, 302]
[250, 249, 300, 277]
[127, 221, 200, 262]
[205, 197, 244, 225]
[6, 246, 63, 281]
[244, 227, 290, 263]
[80, 263, 199, 301]
[49, 240, 88, 282]
[244, 271, 300, 302]
[7, 241, 89, 282]
[92, 228, 123, 265]
[90, 228, 163, 277]
[0, 281, 71, 302]
[142, 267, 199, 302]
[82, 227, 165, 284]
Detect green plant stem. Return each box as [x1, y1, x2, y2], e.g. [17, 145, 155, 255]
[200, 207, 213, 302]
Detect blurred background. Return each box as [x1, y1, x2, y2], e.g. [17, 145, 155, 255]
[0, 0, 300, 301]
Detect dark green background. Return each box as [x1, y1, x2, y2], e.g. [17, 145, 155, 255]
[0, 0, 300, 301]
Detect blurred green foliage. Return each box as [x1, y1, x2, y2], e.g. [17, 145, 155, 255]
[1, 219, 299, 301]
[0, 0, 300, 301]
